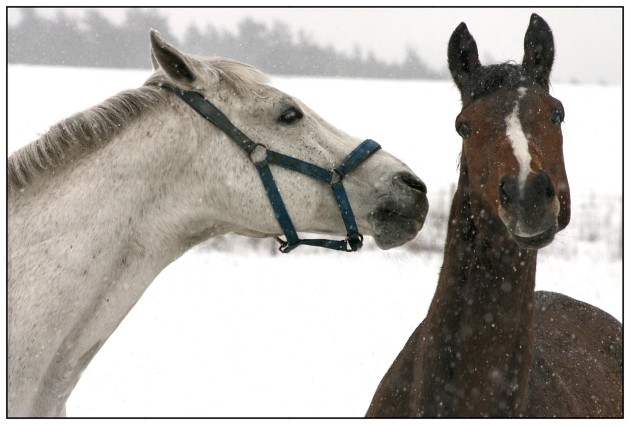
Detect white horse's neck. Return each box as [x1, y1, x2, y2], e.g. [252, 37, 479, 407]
[8, 102, 235, 416]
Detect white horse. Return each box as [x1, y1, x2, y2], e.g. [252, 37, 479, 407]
[8, 31, 428, 417]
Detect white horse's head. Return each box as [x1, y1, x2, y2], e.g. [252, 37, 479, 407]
[148, 30, 428, 250]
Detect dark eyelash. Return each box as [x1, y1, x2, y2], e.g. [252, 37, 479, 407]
[278, 107, 303, 125]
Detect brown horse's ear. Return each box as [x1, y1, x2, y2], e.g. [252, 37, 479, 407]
[448, 22, 481, 99]
[522, 14, 555, 90]
[150, 29, 197, 89]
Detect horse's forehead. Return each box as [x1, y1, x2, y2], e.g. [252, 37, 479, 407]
[243, 83, 294, 104]
[464, 86, 544, 181]
[470, 84, 545, 122]
[260, 84, 293, 100]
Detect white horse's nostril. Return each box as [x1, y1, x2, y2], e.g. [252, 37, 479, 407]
[396, 172, 427, 194]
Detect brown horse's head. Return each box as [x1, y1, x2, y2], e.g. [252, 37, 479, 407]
[448, 14, 570, 249]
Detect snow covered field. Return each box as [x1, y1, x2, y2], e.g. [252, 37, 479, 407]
[7, 65, 622, 417]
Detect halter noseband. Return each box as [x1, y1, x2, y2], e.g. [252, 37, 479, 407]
[162, 82, 381, 253]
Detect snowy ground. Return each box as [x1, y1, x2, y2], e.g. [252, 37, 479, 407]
[7, 65, 622, 417]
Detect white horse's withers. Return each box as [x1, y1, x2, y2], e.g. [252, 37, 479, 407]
[8, 31, 428, 417]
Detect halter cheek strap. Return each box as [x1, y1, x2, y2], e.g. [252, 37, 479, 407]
[162, 82, 381, 253]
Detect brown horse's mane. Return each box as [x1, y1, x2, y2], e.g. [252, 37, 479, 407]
[8, 58, 268, 190]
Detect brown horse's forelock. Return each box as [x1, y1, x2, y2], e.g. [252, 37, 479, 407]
[468, 63, 528, 102]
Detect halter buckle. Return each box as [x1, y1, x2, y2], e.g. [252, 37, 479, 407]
[275, 236, 290, 253]
[346, 233, 364, 251]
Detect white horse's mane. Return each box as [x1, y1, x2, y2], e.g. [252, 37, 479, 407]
[8, 58, 268, 189]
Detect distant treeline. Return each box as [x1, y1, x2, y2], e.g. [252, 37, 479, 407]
[8, 8, 446, 80]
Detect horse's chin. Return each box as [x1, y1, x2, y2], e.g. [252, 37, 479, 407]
[509, 223, 558, 250]
[369, 209, 426, 250]
[498, 204, 560, 250]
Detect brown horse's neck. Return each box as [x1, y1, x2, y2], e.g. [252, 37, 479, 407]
[420, 159, 538, 417]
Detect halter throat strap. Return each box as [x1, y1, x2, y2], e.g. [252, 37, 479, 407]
[162, 82, 381, 253]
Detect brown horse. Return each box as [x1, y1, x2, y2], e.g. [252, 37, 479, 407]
[366, 14, 622, 418]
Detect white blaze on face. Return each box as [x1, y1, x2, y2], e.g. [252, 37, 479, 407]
[505, 87, 532, 187]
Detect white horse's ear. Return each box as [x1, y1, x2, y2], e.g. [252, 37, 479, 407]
[150, 29, 199, 89]
[150, 45, 160, 71]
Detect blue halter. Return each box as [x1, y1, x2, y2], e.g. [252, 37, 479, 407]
[163, 82, 381, 253]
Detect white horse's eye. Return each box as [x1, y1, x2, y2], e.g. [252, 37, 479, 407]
[278, 107, 303, 125]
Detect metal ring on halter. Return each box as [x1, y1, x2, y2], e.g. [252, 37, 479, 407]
[248, 144, 269, 165]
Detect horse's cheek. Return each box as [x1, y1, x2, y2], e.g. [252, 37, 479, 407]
[464, 141, 489, 187]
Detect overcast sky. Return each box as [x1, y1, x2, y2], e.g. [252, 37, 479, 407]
[7, 6, 622, 84]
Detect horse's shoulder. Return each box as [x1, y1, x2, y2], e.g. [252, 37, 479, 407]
[527, 290, 622, 416]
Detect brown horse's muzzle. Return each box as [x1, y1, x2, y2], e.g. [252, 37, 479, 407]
[498, 170, 561, 249]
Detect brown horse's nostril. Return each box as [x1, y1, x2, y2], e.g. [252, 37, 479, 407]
[499, 175, 519, 212]
[397, 172, 427, 194]
[530, 170, 555, 199]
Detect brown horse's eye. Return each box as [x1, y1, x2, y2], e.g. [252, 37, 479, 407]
[456, 121, 472, 138]
[551, 107, 564, 124]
